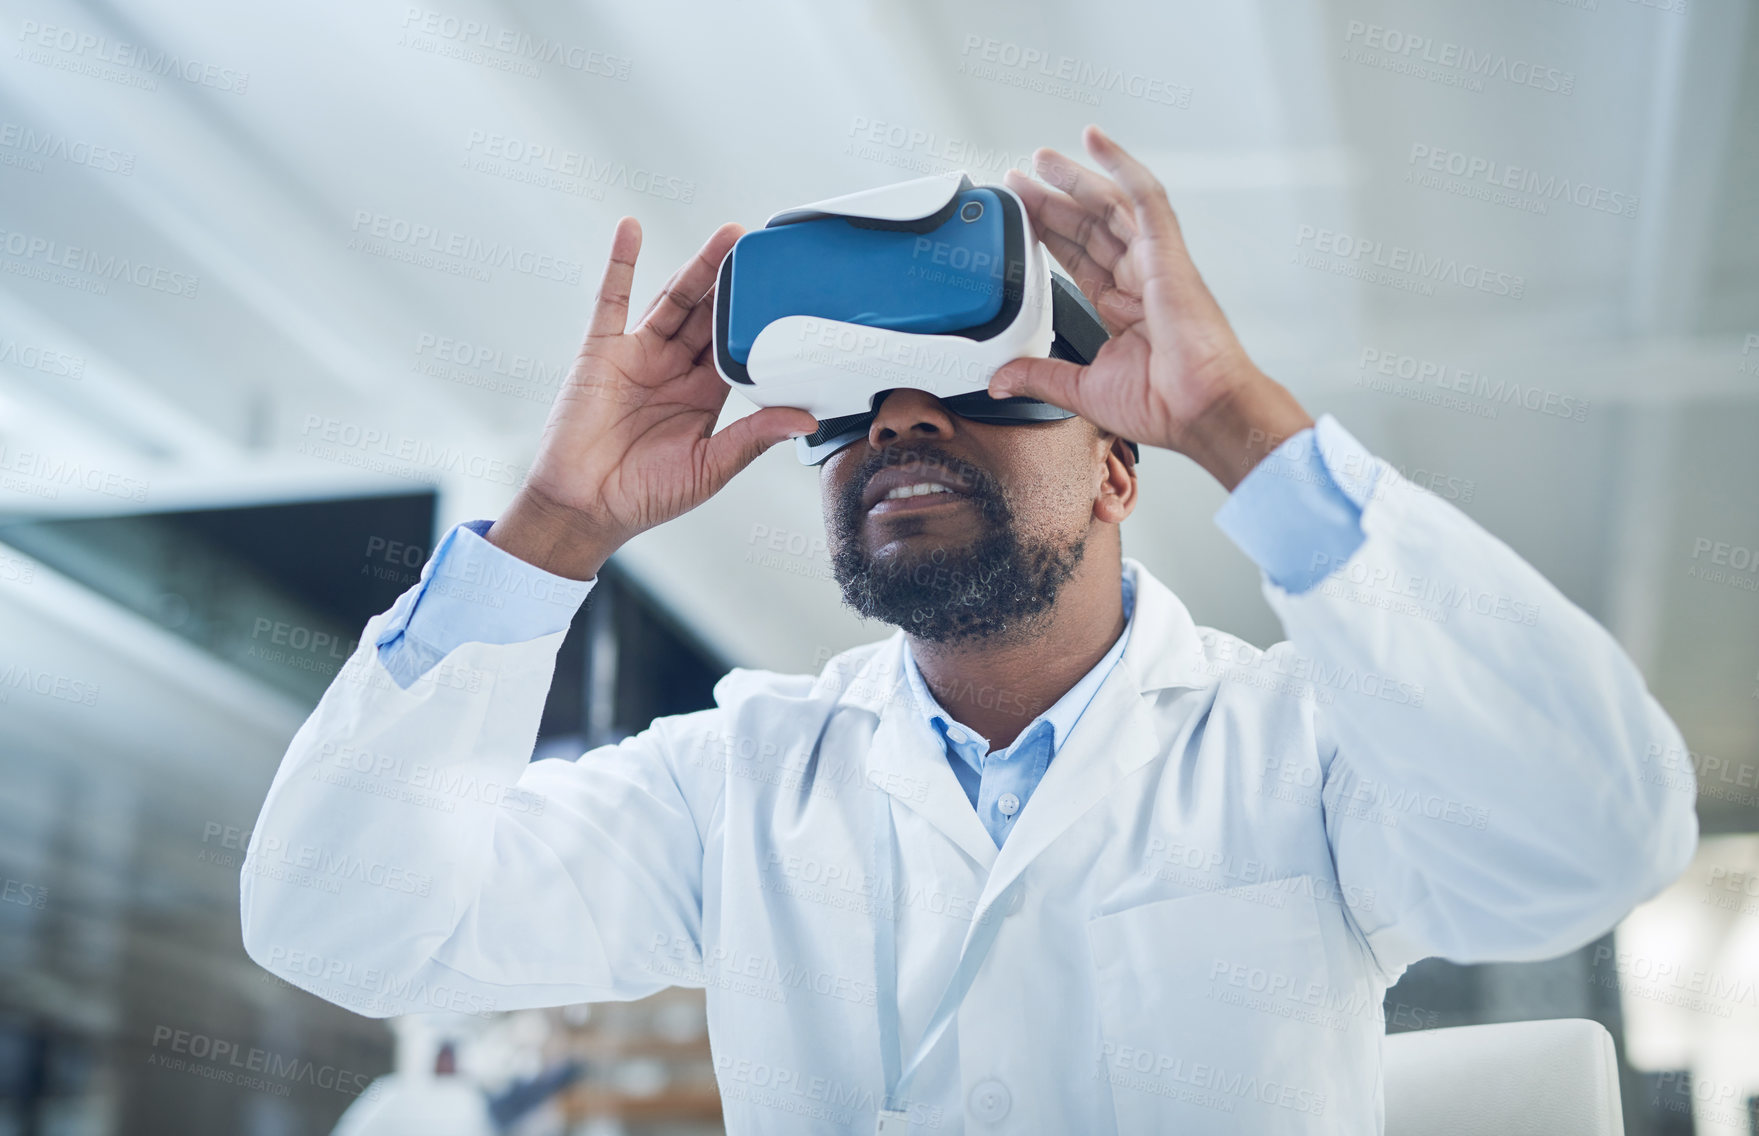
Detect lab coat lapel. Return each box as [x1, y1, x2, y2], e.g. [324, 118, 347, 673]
[868, 698, 1000, 871]
[963, 557, 1210, 938]
[831, 633, 999, 872]
[964, 664, 1159, 936]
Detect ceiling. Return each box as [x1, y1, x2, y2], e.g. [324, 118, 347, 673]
[1, 0, 1756, 819]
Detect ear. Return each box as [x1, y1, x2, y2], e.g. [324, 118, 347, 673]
[1093, 433, 1137, 525]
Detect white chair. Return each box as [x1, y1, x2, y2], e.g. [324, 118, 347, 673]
[1384, 1018, 1625, 1136]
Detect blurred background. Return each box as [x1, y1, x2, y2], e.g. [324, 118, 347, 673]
[0, 0, 1755, 1131]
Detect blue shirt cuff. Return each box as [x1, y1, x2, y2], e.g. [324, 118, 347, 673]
[1213, 414, 1382, 594]
[374, 519, 595, 688]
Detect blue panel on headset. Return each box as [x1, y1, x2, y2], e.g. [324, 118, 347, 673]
[726, 188, 1009, 365]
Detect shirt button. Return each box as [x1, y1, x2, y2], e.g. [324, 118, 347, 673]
[968, 1078, 1011, 1123]
[997, 793, 1020, 817]
[946, 727, 967, 743]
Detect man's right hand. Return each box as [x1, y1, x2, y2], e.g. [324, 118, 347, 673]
[486, 217, 820, 580]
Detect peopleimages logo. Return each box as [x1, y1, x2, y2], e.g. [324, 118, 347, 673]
[0, 227, 200, 298]
[1, 878, 47, 909]
[462, 130, 694, 202]
[148, 1025, 375, 1097]
[1341, 21, 1575, 95]
[0, 444, 150, 502]
[1687, 537, 1759, 594]
[1096, 1043, 1328, 1115]
[297, 414, 525, 487]
[347, 211, 584, 285]
[1406, 144, 1638, 219]
[0, 122, 135, 175]
[262, 946, 498, 1017]
[398, 7, 632, 79]
[0, 663, 100, 707]
[845, 116, 1037, 179]
[1356, 348, 1590, 423]
[1294, 225, 1525, 299]
[0, 336, 85, 379]
[957, 34, 1192, 109]
[15, 20, 250, 94]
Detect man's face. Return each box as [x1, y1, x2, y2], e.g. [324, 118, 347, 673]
[819, 388, 1113, 645]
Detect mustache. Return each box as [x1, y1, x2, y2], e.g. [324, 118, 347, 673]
[840, 443, 999, 513]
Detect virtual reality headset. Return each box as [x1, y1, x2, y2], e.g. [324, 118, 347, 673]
[712, 170, 1138, 466]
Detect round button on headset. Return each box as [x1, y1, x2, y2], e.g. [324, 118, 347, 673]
[959, 199, 984, 222]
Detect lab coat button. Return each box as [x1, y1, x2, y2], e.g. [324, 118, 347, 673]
[997, 793, 1020, 817]
[968, 1078, 1011, 1123]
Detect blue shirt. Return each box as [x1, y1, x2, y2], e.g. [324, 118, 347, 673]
[900, 571, 1134, 847]
[374, 415, 1383, 848]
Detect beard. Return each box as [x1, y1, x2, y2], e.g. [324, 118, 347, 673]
[826, 442, 1088, 645]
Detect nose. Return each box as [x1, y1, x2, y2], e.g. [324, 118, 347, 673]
[866, 388, 958, 452]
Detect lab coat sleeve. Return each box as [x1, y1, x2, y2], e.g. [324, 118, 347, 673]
[1230, 415, 1699, 979]
[239, 593, 725, 1017]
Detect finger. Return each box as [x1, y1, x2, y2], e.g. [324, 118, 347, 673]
[1027, 148, 1137, 249]
[586, 217, 642, 340]
[1004, 167, 1129, 275]
[1082, 125, 1185, 248]
[633, 237, 691, 326]
[672, 284, 717, 362]
[636, 264, 678, 324]
[987, 356, 1088, 415]
[636, 250, 698, 325]
[1006, 169, 1144, 332]
[1035, 226, 1134, 312]
[700, 404, 821, 489]
[1037, 238, 1144, 337]
[639, 222, 743, 342]
[1083, 124, 1230, 336]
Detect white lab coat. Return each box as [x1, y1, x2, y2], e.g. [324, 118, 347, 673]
[242, 461, 1698, 1134]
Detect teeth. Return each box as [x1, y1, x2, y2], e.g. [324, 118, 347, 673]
[883, 482, 952, 501]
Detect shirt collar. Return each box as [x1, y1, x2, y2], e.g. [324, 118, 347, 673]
[901, 570, 1136, 759]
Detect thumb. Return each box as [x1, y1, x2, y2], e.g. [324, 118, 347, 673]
[701, 405, 821, 486]
[988, 356, 1087, 413]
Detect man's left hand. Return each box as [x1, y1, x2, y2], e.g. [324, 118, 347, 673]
[989, 124, 1313, 491]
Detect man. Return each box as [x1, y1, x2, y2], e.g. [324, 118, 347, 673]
[242, 126, 1698, 1134]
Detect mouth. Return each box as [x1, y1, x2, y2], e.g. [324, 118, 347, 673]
[860, 458, 978, 515]
[866, 481, 971, 516]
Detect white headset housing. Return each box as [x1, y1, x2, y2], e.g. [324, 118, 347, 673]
[712, 170, 1053, 421]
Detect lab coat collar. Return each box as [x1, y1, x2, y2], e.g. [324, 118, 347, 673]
[810, 557, 1213, 884]
[814, 557, 1210, 714]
